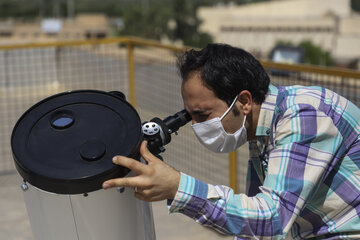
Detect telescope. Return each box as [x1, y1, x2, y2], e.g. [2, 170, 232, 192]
[142, 109, 191, 156]
[11, 90, 191, 240]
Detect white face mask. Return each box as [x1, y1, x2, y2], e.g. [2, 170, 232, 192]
[191, 96, 247, 153]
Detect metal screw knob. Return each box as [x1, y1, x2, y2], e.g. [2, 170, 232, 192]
[21, 182, 29, 191]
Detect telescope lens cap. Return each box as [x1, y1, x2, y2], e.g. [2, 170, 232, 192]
[11, 90, 141, 194]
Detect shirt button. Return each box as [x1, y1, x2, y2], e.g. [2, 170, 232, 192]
[266, 129, 270, 135]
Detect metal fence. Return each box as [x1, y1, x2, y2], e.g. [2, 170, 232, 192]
[1, 37, 360, 194]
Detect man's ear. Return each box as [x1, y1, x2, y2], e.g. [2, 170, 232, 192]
[237, 90, 253, 115]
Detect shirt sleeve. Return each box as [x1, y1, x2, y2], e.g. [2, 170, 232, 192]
[168, 104, 343, 239]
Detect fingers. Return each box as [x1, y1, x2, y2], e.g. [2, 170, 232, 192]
[102, 180, 154, 201]
[102, 176, 144, 189]
[112, 141, 161, 171]
[134, 188, 156, 202]
[103, 140, 168, 200]
[112, 156, 146, 175]
[134, 190, 149, 201]
[140, 141, 159, 163]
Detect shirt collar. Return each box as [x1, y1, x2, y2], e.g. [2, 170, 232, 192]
[255, 84, 278, 137]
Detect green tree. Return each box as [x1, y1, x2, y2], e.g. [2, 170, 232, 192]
[351, 0, 360, 12]
[298, 40, 333, 66]
[74, 0, 126, 16]
[170, 0, 212, 47]
[0, 0, 39, 19]
[273, 40, 334, 66]
[118, 2, 173, 41]
[0, 0, 275, 47]
[118, 0, 213, 47]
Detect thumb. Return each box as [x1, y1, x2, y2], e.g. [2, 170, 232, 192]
[140, 141, 160, 163]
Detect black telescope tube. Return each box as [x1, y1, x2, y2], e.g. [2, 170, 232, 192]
[163, 109, 191, 133]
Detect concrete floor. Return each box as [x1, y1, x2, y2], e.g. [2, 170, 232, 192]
[0, 173, 233, 240]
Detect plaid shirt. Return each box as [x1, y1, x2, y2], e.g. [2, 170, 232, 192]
[168, 84, 360, 239]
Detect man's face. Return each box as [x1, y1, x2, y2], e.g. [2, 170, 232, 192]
[181, 72, 244, 134]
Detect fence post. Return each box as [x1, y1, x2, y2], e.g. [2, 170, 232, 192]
[127, 42, 136, 107]
[229, 151, 238, 193]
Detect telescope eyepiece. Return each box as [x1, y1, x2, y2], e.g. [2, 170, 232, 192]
[163, 109, 191, 133]
[142, 109, 191, 156]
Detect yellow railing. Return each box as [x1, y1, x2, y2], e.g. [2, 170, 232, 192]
[127, 42, 136, 106]
[261, 61, 360, 79]
[1, 36, 360, 193]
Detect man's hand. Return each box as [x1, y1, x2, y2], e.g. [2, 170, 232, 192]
[102, 141, 180, 202]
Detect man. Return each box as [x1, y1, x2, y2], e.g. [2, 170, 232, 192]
[102, 44, 360, 239]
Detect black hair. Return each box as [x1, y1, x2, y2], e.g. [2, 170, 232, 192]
[177, 43, 270, 105]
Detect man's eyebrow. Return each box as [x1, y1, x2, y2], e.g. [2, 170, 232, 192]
[191, 109, 207, 115]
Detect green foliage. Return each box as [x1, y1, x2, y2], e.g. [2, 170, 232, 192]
[0, 0, 272, 47]
[169, 0, 213, 47]
[118, 3, 173, 40]
[298, 40, 334, 66]
[351, 0, 360, 12]
[273, 40, 334, 66]
[118, 0, 214, 47]
[74, 0, 126, 16]
[0, 0, 39, 19]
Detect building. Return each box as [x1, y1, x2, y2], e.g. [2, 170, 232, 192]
[198, 0, 360, 66]
[0, 14, 111, 45]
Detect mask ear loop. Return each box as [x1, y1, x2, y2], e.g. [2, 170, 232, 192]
[220, 96, 238, 120]
[241, 115, 247, 128]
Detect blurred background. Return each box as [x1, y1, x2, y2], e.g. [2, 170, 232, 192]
[1, 0, 360, 68]
[1, 0, 360, 240]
